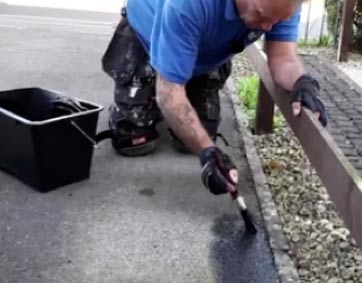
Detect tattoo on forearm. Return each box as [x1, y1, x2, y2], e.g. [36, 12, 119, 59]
[156, 76, 176, 109]
[156, 76, 200, 144]
[171, 103, 198, 139]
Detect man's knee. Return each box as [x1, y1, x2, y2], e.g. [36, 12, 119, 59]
[108, 79, 160, 156]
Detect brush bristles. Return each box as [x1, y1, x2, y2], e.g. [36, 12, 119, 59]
[240, 209, 257, 234]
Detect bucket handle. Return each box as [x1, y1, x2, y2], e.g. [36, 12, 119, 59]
[70, 121, 114, 148]
[70, 121, 98, 148]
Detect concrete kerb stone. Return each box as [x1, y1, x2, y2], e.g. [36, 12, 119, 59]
[225, 78, 300, 283]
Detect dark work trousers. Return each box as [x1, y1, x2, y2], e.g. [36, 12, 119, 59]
[102, 12, 232, 150]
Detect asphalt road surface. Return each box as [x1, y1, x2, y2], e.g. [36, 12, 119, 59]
[0, 10, 280, 283]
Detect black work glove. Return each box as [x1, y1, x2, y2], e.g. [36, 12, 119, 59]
[291, 74, 328, 127]
[199, 146, 237, 195]
[50, 96, 87, 117]
[53, 96, 87, 112]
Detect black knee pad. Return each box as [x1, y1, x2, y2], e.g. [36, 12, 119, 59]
[108, 101, 160, 156]
[108, 65, 161, 156]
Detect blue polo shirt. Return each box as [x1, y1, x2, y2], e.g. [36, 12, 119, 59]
[126, 0, 301, 84]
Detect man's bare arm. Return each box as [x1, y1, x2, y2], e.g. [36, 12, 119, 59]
[155, 74, 214, 155]
[266, 41, 305, 91]
[266, 41, 327, 122]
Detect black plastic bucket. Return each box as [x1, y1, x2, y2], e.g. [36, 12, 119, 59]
[0, 88, 103, 192]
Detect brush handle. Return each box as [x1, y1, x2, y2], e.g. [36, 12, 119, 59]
[230, 189, 258, 234]
[236, 195, 247, 210]
[229, 188, 246, 208]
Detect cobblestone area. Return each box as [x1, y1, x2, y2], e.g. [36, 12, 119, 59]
[301, 54, 362, 174]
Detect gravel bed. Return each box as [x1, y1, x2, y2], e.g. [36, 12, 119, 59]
[231, 52, 362, 283]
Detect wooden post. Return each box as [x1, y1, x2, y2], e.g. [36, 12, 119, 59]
[254, 81, 275, 134]
[305, 0, 313, 43]
[254, 42, 275, 135]
[337, 0, 356, 62]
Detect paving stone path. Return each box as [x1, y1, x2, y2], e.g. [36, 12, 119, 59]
[301, 54, 362, 174]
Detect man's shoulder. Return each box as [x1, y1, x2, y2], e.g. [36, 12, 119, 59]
[266, 7, 301, 42]
[274, 6, 302, 29]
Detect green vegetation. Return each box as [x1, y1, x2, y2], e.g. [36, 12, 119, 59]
[298, 35, 333, 48]
[326, 0, 362, 50]
[237, 74, 283, 130]
[238, 74, 259, 117]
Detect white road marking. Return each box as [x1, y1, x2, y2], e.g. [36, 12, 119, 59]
[0, 14, 115, 34]
[0, 14, 113, 26]
[0, 24, 18, 28]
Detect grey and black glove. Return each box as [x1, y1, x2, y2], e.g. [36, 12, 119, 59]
[199, 146, 237, 195]
[292, 74, 328, 127]
[52, 96, 86, 113]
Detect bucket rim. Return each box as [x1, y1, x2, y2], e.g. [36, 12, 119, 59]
[0, 88, 104, 125]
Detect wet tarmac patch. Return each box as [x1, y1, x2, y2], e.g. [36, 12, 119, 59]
[139, 188, 155, 197]
[209, 214, 279, 283]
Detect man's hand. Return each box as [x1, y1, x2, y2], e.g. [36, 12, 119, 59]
[266, 41, 327, 127]
[291, 74, 328, 127]
[199, 147, 238, 195]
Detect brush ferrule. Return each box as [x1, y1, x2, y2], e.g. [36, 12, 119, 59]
[236, 196, 247, 210]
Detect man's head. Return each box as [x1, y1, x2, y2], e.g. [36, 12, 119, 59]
[235, 0, 302, 31]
